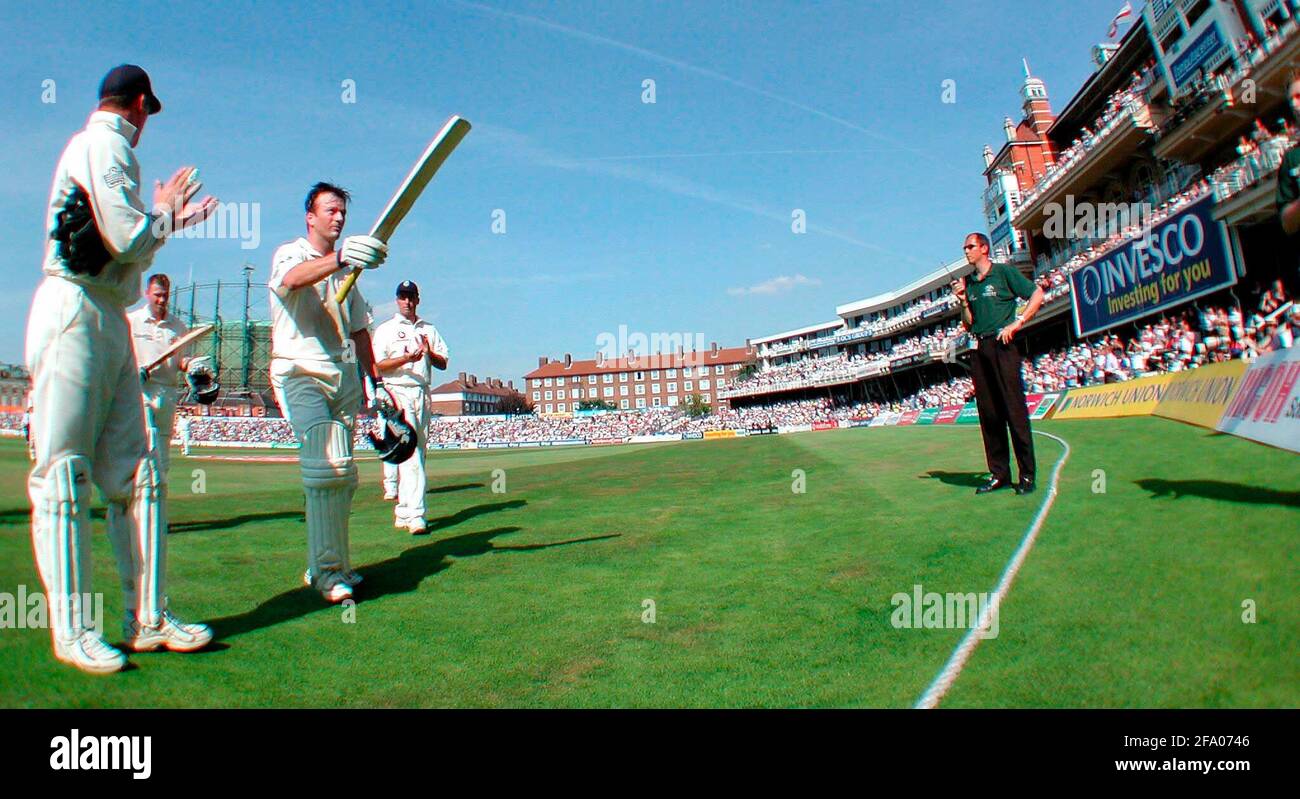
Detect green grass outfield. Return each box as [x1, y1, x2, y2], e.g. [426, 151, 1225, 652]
[0, 417, 1295, 708]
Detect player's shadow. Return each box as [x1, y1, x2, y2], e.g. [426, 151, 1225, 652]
[919, 470, 988, 488]
[0, 507, 109, 525]
[206, 526, 619, 640]
[427, 499, 527, 533]
[1134, 479, 1300, 508]
[427, 482, 485, 495]
[170, 510, 303, 534]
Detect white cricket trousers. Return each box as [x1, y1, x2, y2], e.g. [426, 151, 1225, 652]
[383, 383, 429, 525]
[142, 383, 177, 477]
[25, 276, 168, 644]
[270, 358, 363, 591]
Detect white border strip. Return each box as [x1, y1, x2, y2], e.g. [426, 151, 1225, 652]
[913, 430, 1072, 709]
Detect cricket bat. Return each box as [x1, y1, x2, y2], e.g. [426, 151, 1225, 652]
[140, 323, 214, 379]
[333, 115, 472, 304]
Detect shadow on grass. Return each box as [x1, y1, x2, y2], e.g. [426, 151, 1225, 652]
[170, 511, 303, 534]
[427, 482, 485, 495]
[429, 499, 526, 533]
[1134, 479, 1300, 508]
[0, 507, 107, 526]
[208, 526, 619, 640]
[918, 470, 988, 488]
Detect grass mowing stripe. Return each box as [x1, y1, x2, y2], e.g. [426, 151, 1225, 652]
[914, 430, 1072, 709]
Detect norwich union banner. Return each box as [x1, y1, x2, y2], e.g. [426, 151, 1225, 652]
[1069, 196, 1235, 338]
[1052, 373, 1175, 419]
[1152, 359, 1249, 429]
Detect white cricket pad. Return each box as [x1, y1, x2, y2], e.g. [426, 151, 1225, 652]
[31, 455, 93, 642]
[107, 455, 168, 626]
[301, 421, 358, 590]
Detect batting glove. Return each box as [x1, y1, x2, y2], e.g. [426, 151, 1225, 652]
[338, 235, 388, 270]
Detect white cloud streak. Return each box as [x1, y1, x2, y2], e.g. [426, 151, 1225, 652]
[477, 123, 927, 265]
[447, 0, 947, 170]
[727, 274, 822, 297]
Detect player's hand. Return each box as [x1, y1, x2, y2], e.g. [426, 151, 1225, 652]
[339, 235, 388, 270]
[950, 279, 967, 304]
[175, 196, 219, 230]
[153, 167, 201, 220]
[997, 321, 1020, 344]
[406, 347, 425, 364]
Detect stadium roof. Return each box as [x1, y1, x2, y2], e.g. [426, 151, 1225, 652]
[750, 319, 844, 345]
[1047, 17, 1153, 141]
[525, 346, 754, 379]
[835, 257, 971, 318]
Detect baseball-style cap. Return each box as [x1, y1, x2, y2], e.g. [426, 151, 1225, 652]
[396, 281, 419, 297]
[99, 64, 162, 114]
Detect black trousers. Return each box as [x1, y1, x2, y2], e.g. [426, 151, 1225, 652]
[970, 336, 1035, 483]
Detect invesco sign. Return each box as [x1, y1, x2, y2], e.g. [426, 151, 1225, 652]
[1068, 195, 1234, 338]
[1074, 212, 1205, 305]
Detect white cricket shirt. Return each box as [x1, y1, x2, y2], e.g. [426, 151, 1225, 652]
[42, 111, 167, 306]
[128, 306, 190, 387]
[268, 237, 370, 363]
[371, 313, 448, 389]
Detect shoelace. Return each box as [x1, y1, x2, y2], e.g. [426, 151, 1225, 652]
[159, 610, 201, 633]
[82, 633, 121, 658]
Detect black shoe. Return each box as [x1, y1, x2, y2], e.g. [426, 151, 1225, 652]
[975, 478, 1012, 495]
[1014, 478, 1036, 495]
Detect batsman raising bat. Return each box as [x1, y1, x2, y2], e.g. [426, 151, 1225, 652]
[268, 182, 386, 603]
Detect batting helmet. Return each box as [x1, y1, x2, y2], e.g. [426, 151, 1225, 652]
[367, 388, 417, 464]
[185, 359, 220, 405]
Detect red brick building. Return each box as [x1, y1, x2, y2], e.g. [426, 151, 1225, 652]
[523, 343, 755, 415]
[429, 373, 525, 416]
[982, 61, 1058, 262]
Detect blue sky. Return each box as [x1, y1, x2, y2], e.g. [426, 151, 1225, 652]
[0, 0, 1136, 384]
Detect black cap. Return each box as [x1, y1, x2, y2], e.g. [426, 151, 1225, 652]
[99, 64, 162, 114]
[396, 281, 419, 298]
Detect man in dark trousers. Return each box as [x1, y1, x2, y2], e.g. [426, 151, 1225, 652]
[951, 233, 1044, 495]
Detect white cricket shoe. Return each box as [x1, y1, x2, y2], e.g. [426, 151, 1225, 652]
[125, 611, 214, 653]
[321, 582, 353, 604]
[304, 569, 363, 587]
[406, 517, 428, 535]
[54, 631, 127, 675]
[383, 490, 398, 501]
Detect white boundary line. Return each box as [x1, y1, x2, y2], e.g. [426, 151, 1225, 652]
[913, 429, 1072, 709]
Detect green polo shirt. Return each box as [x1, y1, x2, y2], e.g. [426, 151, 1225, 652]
[1277, 143, 1300, 217]
[965, 262, 1038, 338]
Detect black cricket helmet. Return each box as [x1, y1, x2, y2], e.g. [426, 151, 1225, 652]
[367, 398, 417, 465]
[186, 363, 220, 405]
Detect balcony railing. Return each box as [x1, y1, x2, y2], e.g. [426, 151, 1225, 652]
[1013, 93, 1155, 220]
[1155, 21, 1299, 153]
[719, 358, 892, 399]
